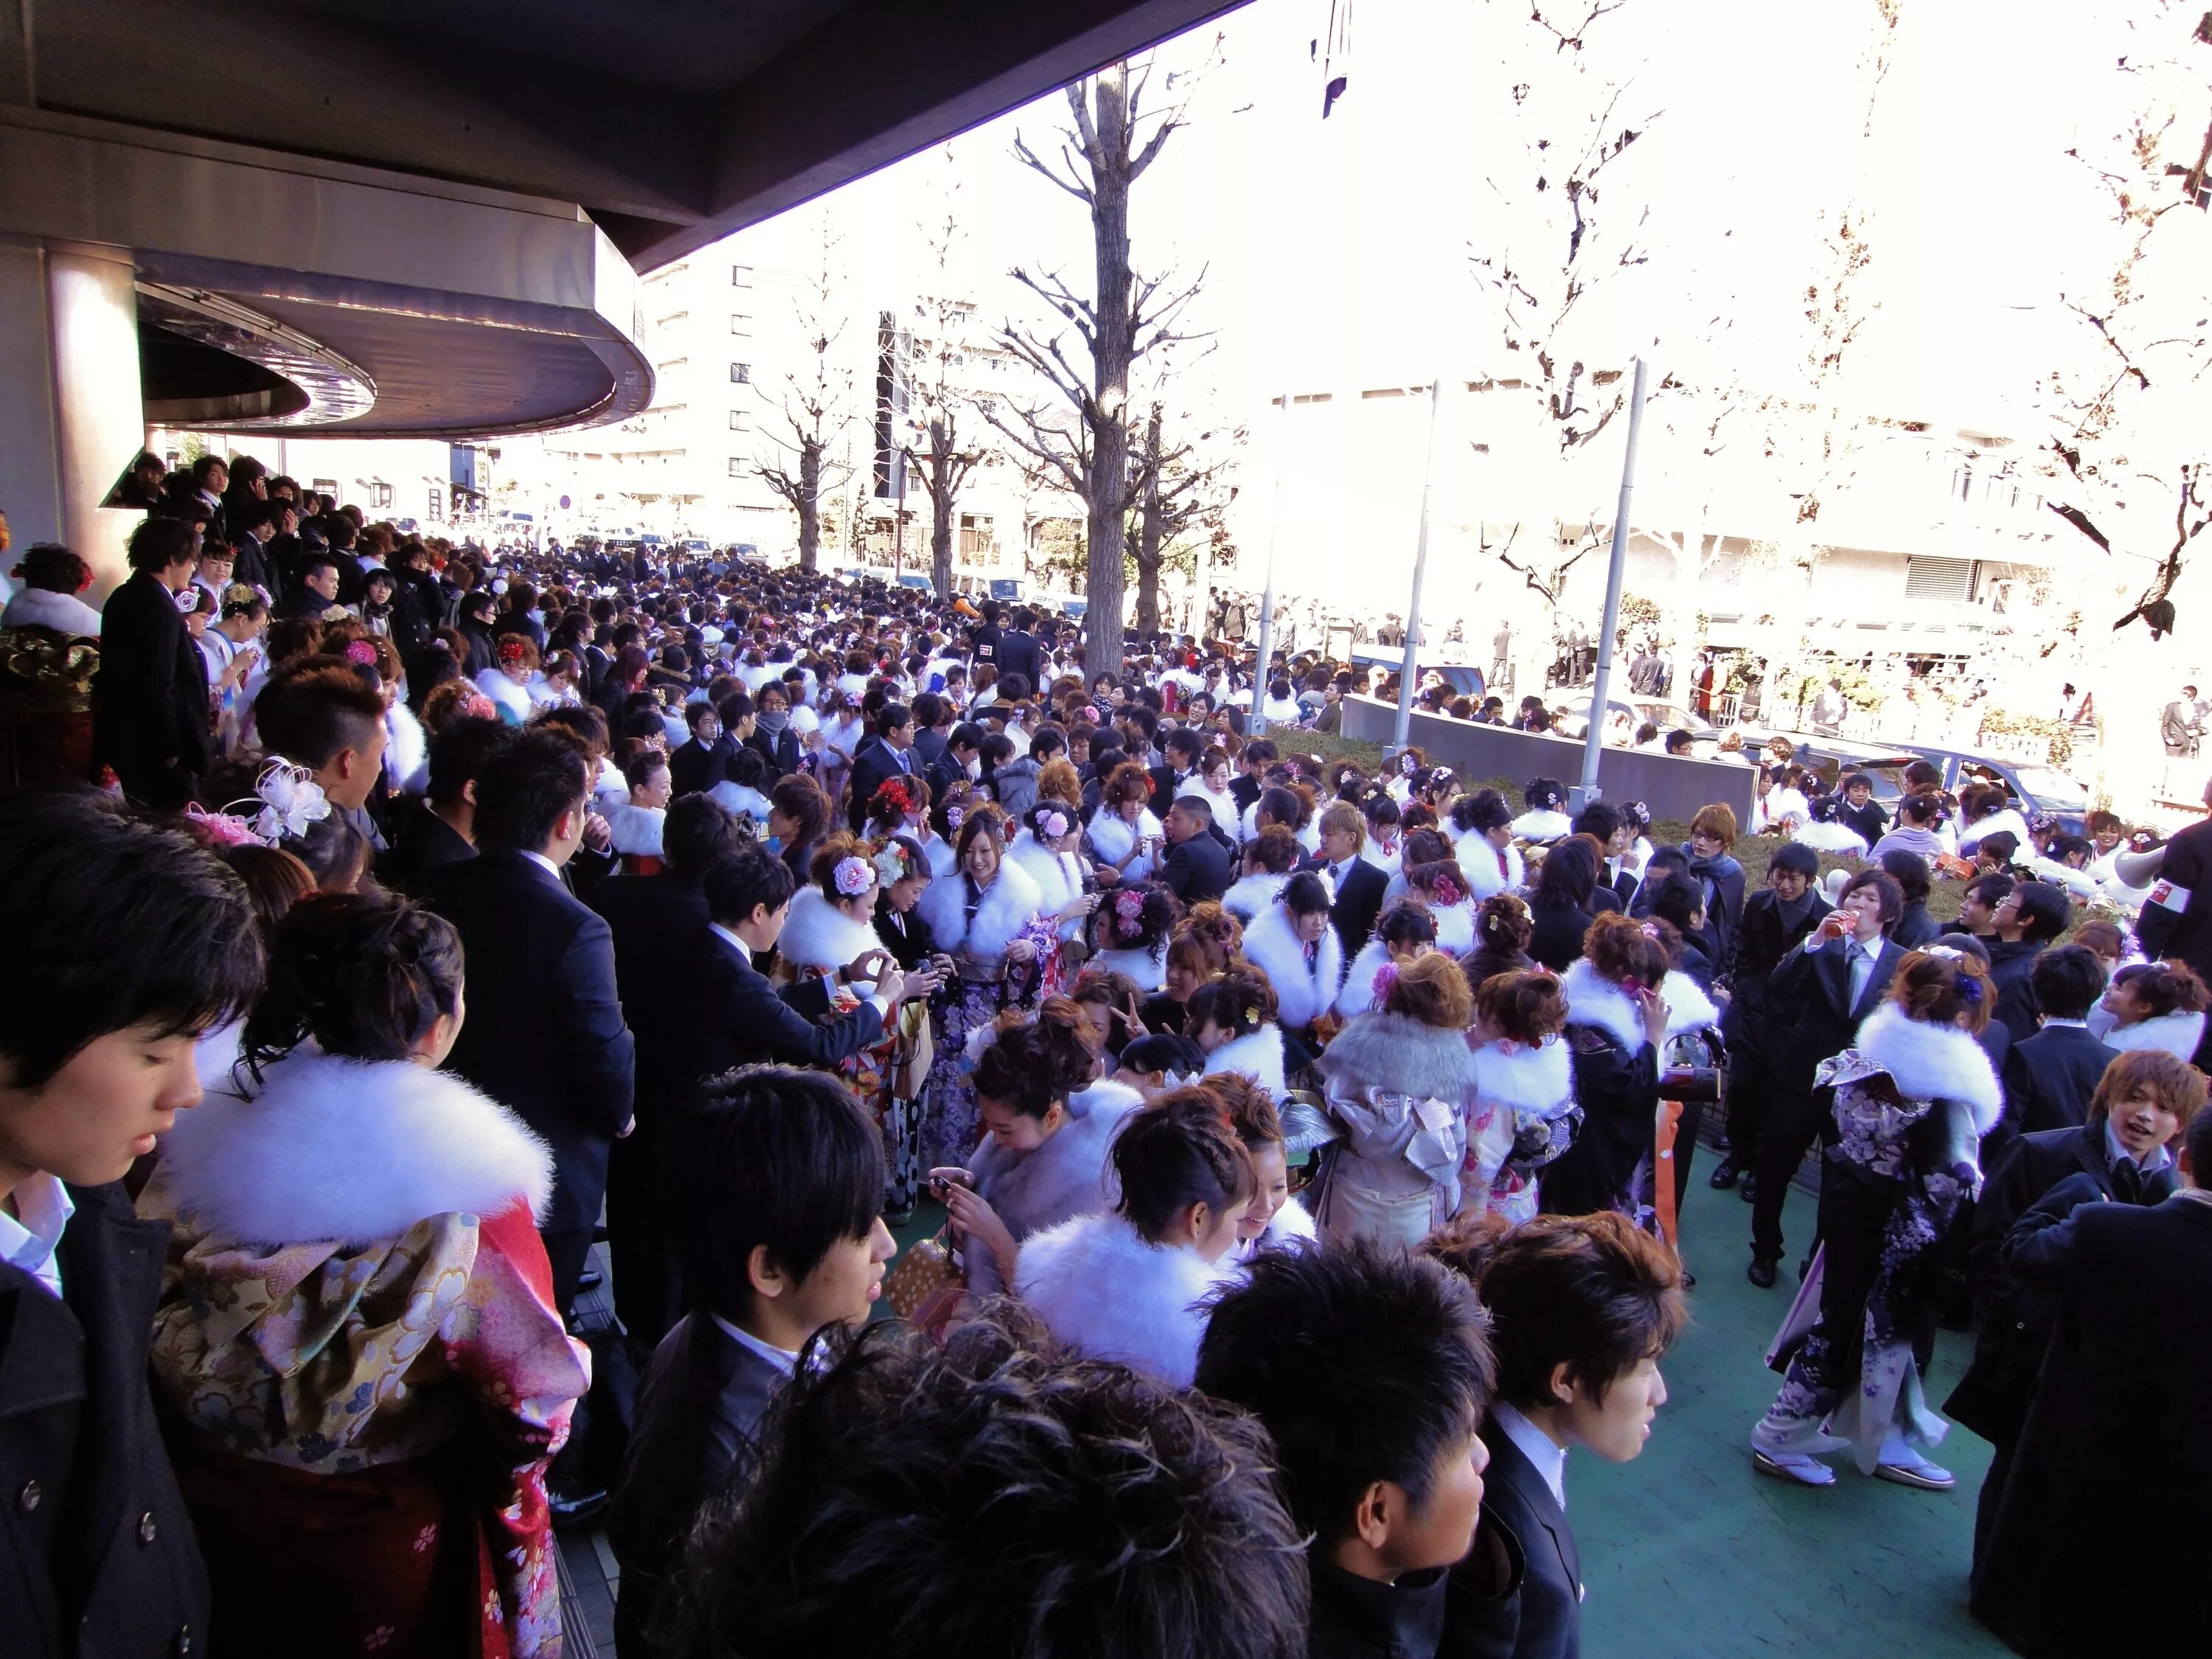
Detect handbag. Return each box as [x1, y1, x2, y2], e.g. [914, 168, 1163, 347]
[883, 1224, 967, 1341]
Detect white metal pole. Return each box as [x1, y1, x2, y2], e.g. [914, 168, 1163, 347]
[1576, 356, 1650, 807]
[1248, 389, 1288, 734]
[1392, 372, 1449, 756]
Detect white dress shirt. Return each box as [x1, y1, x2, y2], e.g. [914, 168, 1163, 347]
[0, 1172, 75, 1299]
[712, 1314, 799, 1375]
[1492, 1399, 1568, 1510]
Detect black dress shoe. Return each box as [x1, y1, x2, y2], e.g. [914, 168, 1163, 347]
[577, 1267, 604, 1293]
[1747, 1256, 1778, 1289]
[1708, 1158, 1739, 1191]
[1739, 1170, 1759, 1203]
[1798, 1255, 1812, 1283]
[548, 1484, 610, 1530]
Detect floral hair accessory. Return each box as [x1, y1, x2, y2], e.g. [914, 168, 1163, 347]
[1429, 875, 1464, 906]
[1956, 973, 1983, 1006]
[1372, 960, 1399, 1003]
[871, 845, 908, 886]
[462, 692, 498, 721]
[876, 777, 916, 818]
[1400, 752, 1419, 775]
[344, 639, 379, 667]
[1040, 810, 1070, 841]
[833, 855, 875, 897]
[245, 758, 330, 844]
[1639, 920, 1662, 940]
[186, 804, 266, 849]
[946, 804, 965, 831]
[1920, 945, 1965, 961]
[497, 637, 529, 664]
[1114, 887, 1146, 939]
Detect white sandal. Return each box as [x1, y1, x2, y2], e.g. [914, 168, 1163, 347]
[1753, 1447, 1837, 1487]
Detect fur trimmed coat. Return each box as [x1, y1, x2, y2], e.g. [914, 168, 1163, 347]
[141, 1048, 587, 1658]
[1090, 943, 1167, 992]
[917, 855, 1046, 966]
[1204, 1026, 1288, 1100]
[776, 886, 885, 978]
[1015, 1211, 1240, 1388]
[2104, 1009, 2208, 1065]
[1335, 940, 1399, 1019]
[1450, 830, 1526, 901]
[1234, 1192, 1320, 1262]
[1222, 871, 1291, 922]
[1464, 1034, 1579, 1222]
[1314, 1012, 1482, 1248]
[964, 1079, 1143, 1296]
[1006, 829, 1087, 941]
[1241, 900, 1346, 1031]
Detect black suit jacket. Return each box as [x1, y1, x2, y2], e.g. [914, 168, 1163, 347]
[1891, 900, 1941, 950]
[1985, 939, 2045, 1047]
[0, 1183, 208, 1659]
[1722, 888, 1831, 1051]
[1997, 1024, 2116, 1147]
[593, 872, 714, 1121]
[667, 734, 731, 799]
[1442, 1416, 1580, 1659]
[91, 571, 211, 807]
[996, 628, 1042, 689]
[845, 736, 913, 832]
[1768, 933, 1901, 1090]
[1527, 902, 1596, 975]
[422, 850, 636, 1232]
[1975, 1192, 2212, 1653]
[608, 1313, 787, 1655]
[1307, 855, 1388, 960]
[1160, 830, 1232, 906]
[746, 726, 802, 779]
[684, 925, 886, 1076]
[376, 800, 476, 896]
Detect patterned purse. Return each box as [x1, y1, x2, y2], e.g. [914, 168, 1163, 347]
[883, 1225, 966, 1340]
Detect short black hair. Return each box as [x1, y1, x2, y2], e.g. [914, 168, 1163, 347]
[1878, 848, 1930, 905]
[947, 721, 984, 754]
[0, 791, 260, 1089]
[1196, 1239, 1495, 1545]
[1769, 841, 1820, 880]
[471, 728, 591, 852]
[1663, 729, 1694, 754]
[2011, 880, 2071, 942]
[1839, 868, 1905, 927]
[424, 715, 509, 808]
[877, 701, 912, 734]
[663, 795, 742, 878]
[1648, 871, 1705, 935]
[1164, 726, 1206, 765]
[666, 1315, 1307, 1659]
[670, 1065, 883, 1324]
[254, 662, 386, 771]
[245, 891, 462, 1071]
[1964, 872, 2015, 911]
[2031, 944, 2107, 1021]
[126, 515, 197, 574]
[703, 847, 796, 925]
[1571, 800, 1623, 843]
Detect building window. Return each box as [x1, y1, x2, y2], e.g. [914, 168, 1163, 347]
[311, 477, 338, 498]
[731, 264, 752, 287]
[1905, 555, 1980, 603]
[730, 363, 750, 383]
[428, 490, 443, 521]
[728, 408, 749, 431]
[728, 458, 745, 478]
[731, 314, 750, 335]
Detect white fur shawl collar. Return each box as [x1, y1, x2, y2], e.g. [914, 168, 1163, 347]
[1559, 958, 1720, 1054]
[1091, 944, 1167, 993]
[1335, 940, 1396, 1018]
[1205, 1026, 1287, 1099]
[1222, 872, 1290, 921]
[1430, 897, 1476, 954]
[1007, 830, 1083, 928]
[1241, 900, 1346, 1029]
[963, 1078, 1144, 1296]
[1846, 1001, 2005, 1133]
[1470, 1034, 1573, 1116]
[1085, 808, 1161, 867]
[1453, 832, 1523, 901]
[159, 1049, 554, 1247]
[1014, 1211, 1240, 1388]
[917, 855, 1045, 960]
[776, 886, 883, 975]
[1318, 1010, 1481, 1101]
[2105, 1009, 2208, 1064]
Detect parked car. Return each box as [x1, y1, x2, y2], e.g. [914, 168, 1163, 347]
[1893, 744, 2090, 835]
[1552, 697, 1717, 743]
[1350, 647, 1487, 700]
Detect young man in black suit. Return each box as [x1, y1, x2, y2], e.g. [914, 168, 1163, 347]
[685, 850, 917, 1076]
[1992, 945, 2115, 1155]
[380, 715, 507, 896]
[1159, 793, 1232, 906]
[1983, 880, 2070, 1046]
[0, 793, 262, 1659]
[422, 730, 636, 1315]
[1748, 869, 1906, 1287]
[609, 1065, 897, 1655]
[591, 796, 744, 1346]
[1711, 843, 1829, 1200]
[1230, 737, 1277, 815]
[1309, 800, 1389, 960]
[90, 516, 212, 810]
[844, 701, 917, 832]
[1198, 1240, 1501, 1659]
[928, 721, 984, 801]
[667, 699, 734, 798]
[1949, 1047, 2196, 1580]
[1149, 726, 1207, 820]
[1971, 1094, 2212, 1655]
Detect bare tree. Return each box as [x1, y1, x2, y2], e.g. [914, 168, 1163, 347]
[910, 206, 998, 598]
[1127, 400, 1240, 633]
[989, 55, 1214, 681]
[757, 215, 856, 574]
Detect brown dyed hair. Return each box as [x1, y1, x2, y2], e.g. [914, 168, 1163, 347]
[1166, 902, 1243, 981]
[1688, 802, 1738, 847]
[1582, 910, 1672, 988]
[1474, 968, 1568, 1046]
[2072, 919, 2126, 961]
[2086, 1047, 2208, 1131]
[2114, 960, 2211, 1019]
[1384, 950, 1473, 1031]
[1890, 948, 1995, 1034]
[1244, 825, 1301, 876]
[1102, 759, 1154, 811]
[1202, 1071, 1284, 1150]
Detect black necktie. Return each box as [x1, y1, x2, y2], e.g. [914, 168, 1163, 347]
[2111, 1161, 2144, 1205]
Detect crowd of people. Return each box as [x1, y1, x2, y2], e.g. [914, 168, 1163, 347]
[6, 464, 2212, 1659]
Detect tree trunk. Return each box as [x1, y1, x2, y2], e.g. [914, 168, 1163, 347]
[1134, 406, 1165, 633]
[1083, 65, 1135, 684]
[797, 438, 821, 572]
[928, 415, 957, 598]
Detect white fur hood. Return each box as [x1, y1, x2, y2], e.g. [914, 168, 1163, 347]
[776, 885, 883, 975]
[159, 1048, 554, 1247]
[1240, 900, 1346, 1029]
[1470, 1034, 1573, 1116]
[2103, 1008, 2207, 1065]
[1559, 958, 1720, 1054]
[1848, 1001, 2006, 1133]
[1318, 1010, 1482, 1102]
[1015, 1211, 1240, 1388]
[1204, 1026, 1287, 1099]
[917, 855, 1045, 960]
